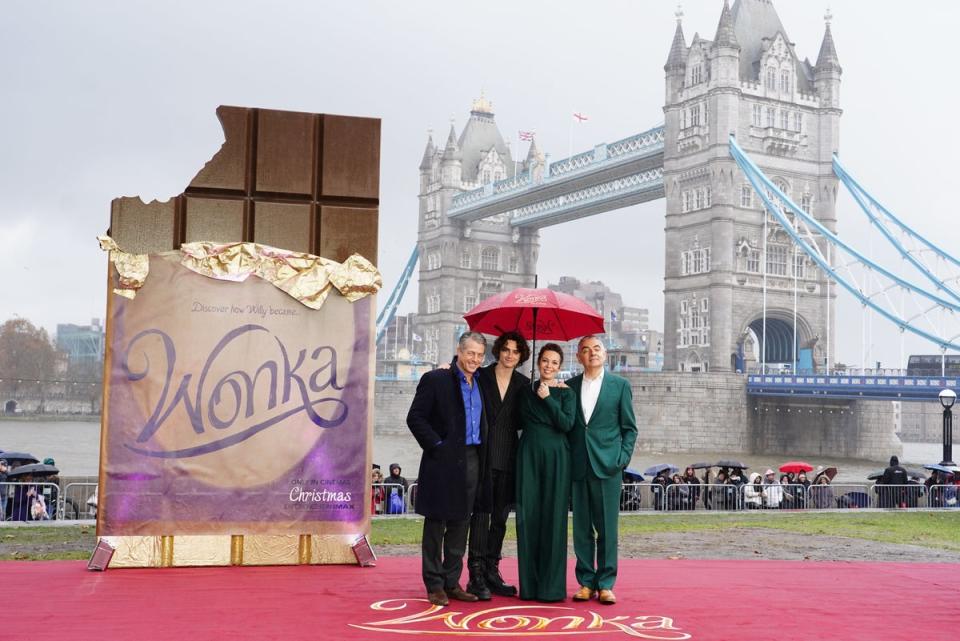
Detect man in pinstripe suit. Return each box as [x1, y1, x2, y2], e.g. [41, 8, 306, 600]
[466, 331, 530, 600]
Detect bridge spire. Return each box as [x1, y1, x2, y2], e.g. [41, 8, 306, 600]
[713, 0, 739, 49]
[442, 123, 461, 161]
[815, 12, 842, 73]
[664, 7, 688, 71]
[419, 130, 436, 171]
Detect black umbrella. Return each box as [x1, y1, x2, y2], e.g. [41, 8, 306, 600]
[623, 468, 645, 482]
[7, 463, 58, 478]
[715, 459, 748, 469]
[643, 463, 678, 477]
[0, 452, 39, 466]
[867, 470, 884, 481]
[689, 462, 713, 470]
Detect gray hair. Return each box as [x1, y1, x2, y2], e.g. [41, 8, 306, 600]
[458, 331, 487, 350]
[577, 335, 606, 350]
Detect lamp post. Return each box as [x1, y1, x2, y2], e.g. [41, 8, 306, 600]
[938, 388, 956, 467]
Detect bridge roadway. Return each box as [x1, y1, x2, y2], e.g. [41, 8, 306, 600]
[748, 373, 959, 401]
[447, 125, 665, 228]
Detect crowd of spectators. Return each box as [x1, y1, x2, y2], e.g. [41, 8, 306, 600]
[627, 457, 959, 512]
[0, 456, 60, 521]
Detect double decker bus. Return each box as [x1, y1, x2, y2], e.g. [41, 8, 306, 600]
[906, 354, 960, 377]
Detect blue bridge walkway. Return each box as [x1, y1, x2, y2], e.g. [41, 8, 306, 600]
[747, 374, 958, 401]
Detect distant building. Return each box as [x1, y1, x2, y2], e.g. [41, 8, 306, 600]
[546, 276, 660, 373]
[55, 319, 104, 367]
[376, 313, 436, 379]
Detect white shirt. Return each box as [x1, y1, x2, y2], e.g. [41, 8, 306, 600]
[580, 368, 605, 424]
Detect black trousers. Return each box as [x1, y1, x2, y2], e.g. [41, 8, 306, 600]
[422, 447, 479, 592]
[468, 468, 514, 568]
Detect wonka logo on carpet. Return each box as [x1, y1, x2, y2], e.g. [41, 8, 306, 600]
[350, 600, 691, 639]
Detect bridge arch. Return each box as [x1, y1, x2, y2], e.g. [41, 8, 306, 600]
[736, 308, 815, 369]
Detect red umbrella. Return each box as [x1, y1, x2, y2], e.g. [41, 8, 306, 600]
[779, 461, 814, 474]
[463, 287, 604, 383]
[463, 287, 604, 341]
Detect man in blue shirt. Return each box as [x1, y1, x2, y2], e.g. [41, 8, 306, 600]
[407, 332, 490, 607]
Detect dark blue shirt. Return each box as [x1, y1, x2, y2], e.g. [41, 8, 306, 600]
[455, 366, 482, 446]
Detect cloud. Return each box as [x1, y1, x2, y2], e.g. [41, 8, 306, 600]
[0, 217, 38, 256]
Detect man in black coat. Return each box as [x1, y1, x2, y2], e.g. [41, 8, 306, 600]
[407, 331, 491, 607]
[466, 331, 530, 599]
[878, 455, 908, 508]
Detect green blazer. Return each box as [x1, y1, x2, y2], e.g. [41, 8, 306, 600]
[566, 371, 638, 481]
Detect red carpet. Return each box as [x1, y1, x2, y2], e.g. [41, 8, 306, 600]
[12, 557, 958, 640]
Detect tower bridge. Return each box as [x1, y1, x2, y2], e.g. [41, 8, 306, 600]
[370, 0, 960, 459]
[408, 0, 842, 376]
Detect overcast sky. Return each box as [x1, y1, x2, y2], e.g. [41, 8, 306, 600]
[2, 0, 959, 369]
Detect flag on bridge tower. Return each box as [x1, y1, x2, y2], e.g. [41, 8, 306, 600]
[573, 112, 589, 122]
[518, 130, 535, 141]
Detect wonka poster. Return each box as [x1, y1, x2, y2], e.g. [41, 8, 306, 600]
[98, 242, 378, 536]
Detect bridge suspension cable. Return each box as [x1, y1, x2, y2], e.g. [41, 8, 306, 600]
[375, 245, 419, 345]
[729, 136, 960, 355]
[833, 156, 960, 304]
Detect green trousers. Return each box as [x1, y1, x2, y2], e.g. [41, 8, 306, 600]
[571, 468, 621, 591]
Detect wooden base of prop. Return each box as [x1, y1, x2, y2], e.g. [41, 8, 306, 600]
[97, 534, 362, 568]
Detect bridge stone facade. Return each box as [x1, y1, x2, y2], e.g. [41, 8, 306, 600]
[663, 0, 841, 373]
[415, 96, 540, 363]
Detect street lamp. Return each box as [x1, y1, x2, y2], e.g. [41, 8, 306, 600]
[938, 388, 956, 467]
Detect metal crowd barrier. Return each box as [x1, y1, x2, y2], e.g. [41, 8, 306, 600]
[618, 482, 960, 512]
[0, 481, 62, 521]
[59, 482, 98, 521]
[926, 484, 959, 508]
[372, 482, 411, 516]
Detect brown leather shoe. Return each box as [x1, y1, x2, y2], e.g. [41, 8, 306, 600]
[445, 586, 479, 602]
[572, 586, 596, 601]
[598, 589, 616, 605]
[427, 590, 449, 606]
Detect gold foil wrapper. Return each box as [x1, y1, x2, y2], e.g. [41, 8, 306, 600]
[100, 534, 360, 567]
[241, 535, 302, 566]
[98, 237, 381, 309]
[330, 254, 383, 302]
[98, 235, 149, 300]
[170, 535, 233, 567]
[101, 535, 164, 568]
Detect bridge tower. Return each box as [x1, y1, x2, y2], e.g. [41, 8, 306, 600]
[415, 96, 539, 363]
[662, 0, 841, 373]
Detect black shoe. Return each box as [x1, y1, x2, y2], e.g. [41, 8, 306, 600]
[466, 572, 492, 601]
[486, 563, 517, 597]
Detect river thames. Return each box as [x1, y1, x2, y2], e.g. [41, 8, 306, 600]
[0, 419, 944, 482]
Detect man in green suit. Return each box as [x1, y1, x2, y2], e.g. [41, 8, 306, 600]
[566, 335, 637, 605]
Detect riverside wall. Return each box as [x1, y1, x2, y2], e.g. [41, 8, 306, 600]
[373, 373, 902, 460]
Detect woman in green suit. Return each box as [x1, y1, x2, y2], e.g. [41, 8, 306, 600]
[516, 343, 576, 602]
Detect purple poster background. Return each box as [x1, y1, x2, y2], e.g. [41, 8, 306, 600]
[100, 256, 371, 535]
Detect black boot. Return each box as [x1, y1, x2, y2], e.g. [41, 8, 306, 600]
[485, 559, 517, 597]
[466, 560, 492, 601]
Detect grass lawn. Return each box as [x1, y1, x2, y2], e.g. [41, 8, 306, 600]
[1, 512, 956, 561]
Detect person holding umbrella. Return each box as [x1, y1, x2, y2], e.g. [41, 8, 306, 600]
[810, 472, 835, 509]
[567, 335, 638, 605]
[515, 343, 575, 602]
